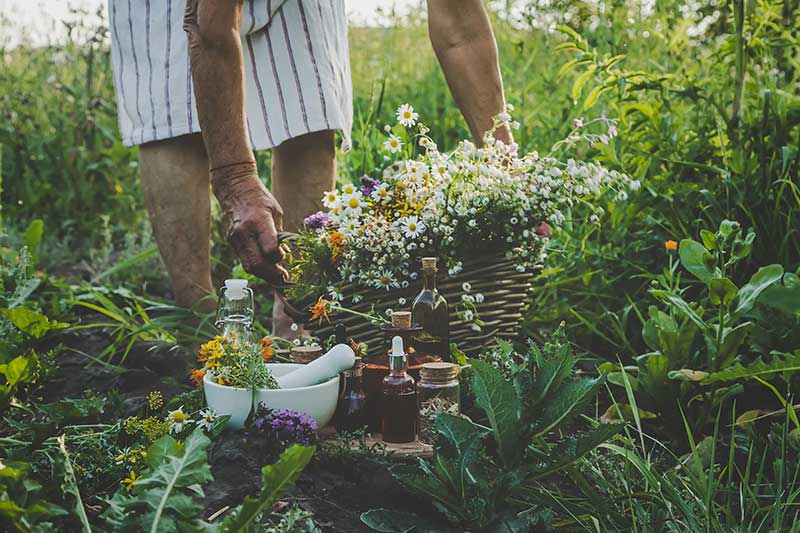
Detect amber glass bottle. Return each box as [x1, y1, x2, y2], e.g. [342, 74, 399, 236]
[334, 356, 368, 432]
[381, 336, 417, 443]
[411, 257, 450, 359]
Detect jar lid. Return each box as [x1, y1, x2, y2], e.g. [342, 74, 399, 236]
[391, 311, 412, 329]
[420, 362, 459, 381]
[291, 345, 323, 364]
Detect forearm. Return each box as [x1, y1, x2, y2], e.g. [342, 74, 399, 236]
[427, 0, 511, 144]
[184, 0, 252, 169]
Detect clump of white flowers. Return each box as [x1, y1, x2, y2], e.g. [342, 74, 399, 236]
[298, 104, 634, 300]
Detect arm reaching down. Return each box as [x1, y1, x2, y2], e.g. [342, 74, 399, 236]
[426, 0, 512, 144]
[184, 0, 287, 283]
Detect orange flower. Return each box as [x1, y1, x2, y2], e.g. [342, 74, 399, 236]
[261, 336, 274, 361]
[328, 231, 345, 247]
[308, 296, 331, 324]
[664, 240, 678, 251]
[190, 368, 206, 386]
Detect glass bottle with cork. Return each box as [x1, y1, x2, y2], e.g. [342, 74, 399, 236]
[381, 336, 417, 443]
[333, 323, 368, 431]
[411, 257, 450, 360]
[417, 362, 460, 444]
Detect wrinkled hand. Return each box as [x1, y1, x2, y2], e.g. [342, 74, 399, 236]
[211, 162, 288, 284]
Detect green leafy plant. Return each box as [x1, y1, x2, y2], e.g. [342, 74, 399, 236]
[363, 330, 622, 532]
[601, 220, 798, 435]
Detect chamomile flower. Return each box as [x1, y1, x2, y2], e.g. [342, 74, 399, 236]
[167, 407, 189, 434]
[401, 216, 425, 239]
[341, 183, 356, 196]
[396, 103, 418, 127]
[196, 409, 217, 431]
[343, 193, 365, 216]
[371, 183, 391, 203]
[383, 134, 402, 153]
[322, 190, 339, 208]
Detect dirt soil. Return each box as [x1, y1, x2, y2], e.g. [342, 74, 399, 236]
[37, 320, 437, 531]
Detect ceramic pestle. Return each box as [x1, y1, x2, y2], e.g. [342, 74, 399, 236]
[275, 343, 356, 389]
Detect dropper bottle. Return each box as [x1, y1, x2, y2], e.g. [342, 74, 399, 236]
[381, 336, 417, 443]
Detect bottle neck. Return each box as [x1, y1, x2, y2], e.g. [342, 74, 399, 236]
[422, 268, 437, 291]
[389, 355, 407, 373]
[221, 318, 253, 343]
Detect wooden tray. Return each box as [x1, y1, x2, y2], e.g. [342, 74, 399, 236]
[320, 426, 433, 459]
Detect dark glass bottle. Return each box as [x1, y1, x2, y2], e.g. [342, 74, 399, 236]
[411, 257, 450, 360]
[334, 323, 348, 345]
[334, 357, 368, 432]
[381, 336, 417, 443]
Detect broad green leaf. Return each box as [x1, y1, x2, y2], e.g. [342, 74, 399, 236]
[434, 414, 488, 499]
[703, 351, 800, 385]
[527, 339, 573, 408]
[56, 435, 92, 533]
[699, 229, 717, 250]
[759, 273, 800, 313]
[714, 322, 753, 370]
[0, 308, 67, 339]
[0, 355, 34, 386]
[735, 265, 784, 314]
[393, 464, 464, 519]
[650, 290, 707, 330]
[469, 359, 522, 467]
[667, 369, 709, 382]
[528, 424, 623, 479]
[360, 509, 454, 533]
[709, 278, 738, 306]
[532, 376, 603, 438]
[222, 444, 315, 532]
[678, 239, 718, 283]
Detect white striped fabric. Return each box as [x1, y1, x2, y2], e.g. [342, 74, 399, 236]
[108, 0, 353, 151]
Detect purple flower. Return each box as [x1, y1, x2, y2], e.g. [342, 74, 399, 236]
[256, 409, 318, 446]
[360, 175, 380, 197]
[303, 211, 330, 231]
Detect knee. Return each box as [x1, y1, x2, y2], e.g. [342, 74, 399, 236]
[274, 130, 335, 161]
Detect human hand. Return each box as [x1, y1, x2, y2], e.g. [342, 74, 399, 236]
[211, 162, 289, 284]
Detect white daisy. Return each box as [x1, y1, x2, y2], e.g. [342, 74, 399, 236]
[167, 407, 189, 434]
[396, 103, 418, 127]
[341, 183, 356, 196]
[322, 190, 339, 208]
[343, 193, 365, 216]
[401, 216, 425, 239]
[196, 409, 217, 431]
[383, 134, 402, 153]
[371, 183, 391, 203]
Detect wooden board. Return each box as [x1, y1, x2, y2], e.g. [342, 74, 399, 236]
[320, 426, 433, 459]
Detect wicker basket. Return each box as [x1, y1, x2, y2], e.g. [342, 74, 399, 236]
[280, 253, 534, 358]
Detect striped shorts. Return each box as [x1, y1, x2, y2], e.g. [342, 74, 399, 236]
[108, 0, 353, 151]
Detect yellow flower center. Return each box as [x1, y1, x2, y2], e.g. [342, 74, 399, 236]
[172, 411, 186, 423]
[379, 189, 387, 197]
[403, 111, 411, 119]
[408, 223, 417, 232]
[348, 197, 360, 208]
[327, 194, 336, 202]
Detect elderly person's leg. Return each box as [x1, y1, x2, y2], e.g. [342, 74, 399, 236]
[271, 130, 336, 337]
[139, 133, 216, 315]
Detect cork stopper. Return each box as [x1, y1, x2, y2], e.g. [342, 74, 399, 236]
[420, 362, 459, 382]
[392, 311, 412, 329]
[421, 257, 437, 270]
[291, 345, 323, 364]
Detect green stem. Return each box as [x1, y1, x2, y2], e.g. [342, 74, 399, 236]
[731, 0, 746, 144]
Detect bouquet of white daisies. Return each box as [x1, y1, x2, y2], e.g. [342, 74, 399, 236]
[286, 104, 636, 308]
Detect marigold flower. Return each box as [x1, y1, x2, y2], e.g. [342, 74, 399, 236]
[190, 368, 206, 386]
[665, 240, 678, 251]
[261, 336, 274, 361]
[308, 296, 331, 324]
[328, 230, 345, 247]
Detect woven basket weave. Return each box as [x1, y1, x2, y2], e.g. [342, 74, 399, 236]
[281, 254, 534, 358]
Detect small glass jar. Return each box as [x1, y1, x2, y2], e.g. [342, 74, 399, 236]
[417, 362, 460, 444]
